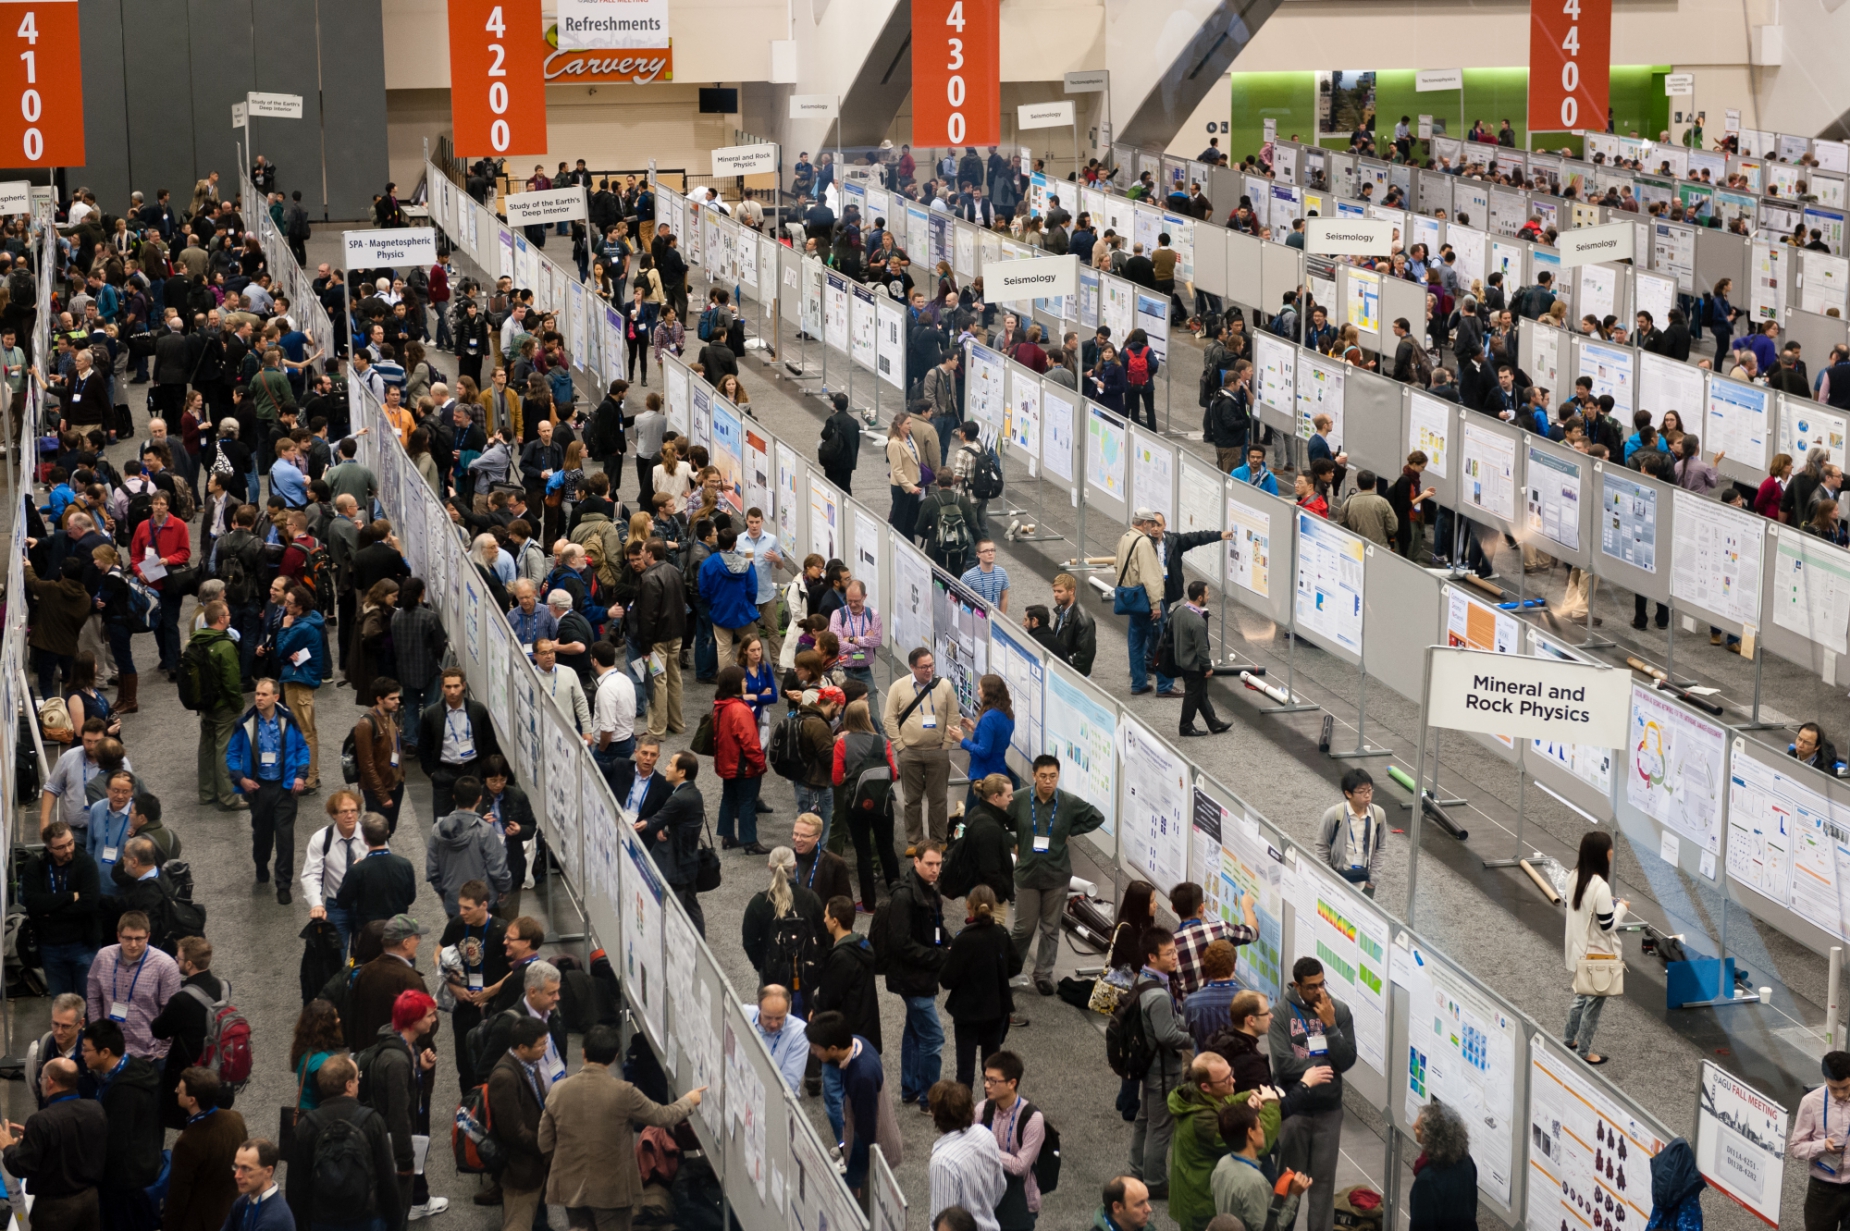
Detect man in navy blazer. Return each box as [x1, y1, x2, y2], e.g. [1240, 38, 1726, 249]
[609, 738, 672, 824]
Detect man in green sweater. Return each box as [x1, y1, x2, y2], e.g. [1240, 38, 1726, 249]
[188, 601, 246, 812]
[1006, 754, 1106, 996]
[1210, 1100, 1313, 1231]
[1165, 1053, 1241, 1231]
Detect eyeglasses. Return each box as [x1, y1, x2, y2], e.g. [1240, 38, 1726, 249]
[981, 1074, 1012, 1086]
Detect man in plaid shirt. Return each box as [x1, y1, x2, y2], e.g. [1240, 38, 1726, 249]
[1171, 881, 1258, 1000]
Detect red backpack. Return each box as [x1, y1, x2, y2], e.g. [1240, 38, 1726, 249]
[183, 984, 253, 1088]
[1125, 347, 1150, 387]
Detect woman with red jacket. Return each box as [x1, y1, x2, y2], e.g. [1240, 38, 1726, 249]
[712, 665, 769, 854]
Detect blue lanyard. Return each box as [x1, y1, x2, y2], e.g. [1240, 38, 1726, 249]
[113, 955, 147, 1005]
[845, 610, 869, 639]
[1030, 794, 1053, 839]
[1230, 1153, 1265, 1174]
[48, 861, 67, 894]
[188, 1107, 217, 1126]
[447, 709, 472, 744]
[627, 773, 652, 813]
[803, 850, 820, 889]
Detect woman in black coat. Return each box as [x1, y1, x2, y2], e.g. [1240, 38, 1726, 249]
[740, 847, 827, 994]
[938, 885, 1020, 1087]
[1409, 1099, 1480, 1230]
[960, 775, 1018, 905]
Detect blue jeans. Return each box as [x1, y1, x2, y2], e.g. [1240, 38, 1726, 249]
[1127, 610, 1167, 693]
[399, 681, 435, 752]
[106, 620, 137, 676]
[718, 775, 762, 843]
[842, 664, 878, 718]
[33, 649, 71, 699]
[822, 1059, 845, 1143]
[323, 904, 357, 957]
[39, 942, 96, 996]
[795, 782, 835, 845]
[693, 600, 717, 680]
[900, 994, 945, 1105]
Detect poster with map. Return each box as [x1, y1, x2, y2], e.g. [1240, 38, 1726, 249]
[1626, 683, 1727, 853]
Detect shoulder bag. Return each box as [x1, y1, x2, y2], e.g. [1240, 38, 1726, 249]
[1112, 550, 1151, 616]
[1572, 901, 1625, 997]
[694, 810, 723, 893]
[1087, 924, 1135, 1015]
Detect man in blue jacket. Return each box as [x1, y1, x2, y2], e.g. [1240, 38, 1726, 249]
[1228, 444, 1280, 495]
[697, 525, 761, 669]
[225, 677, 312, 903]
[273, 584, 327, 791]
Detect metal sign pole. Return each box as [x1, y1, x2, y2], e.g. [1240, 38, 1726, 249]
[1330, 661, 1393, 759]
[1403, 644, 1435, 917]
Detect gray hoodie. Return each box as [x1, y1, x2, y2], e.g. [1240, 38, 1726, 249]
[425, 808, 512, 916]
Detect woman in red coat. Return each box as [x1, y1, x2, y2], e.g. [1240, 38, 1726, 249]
[712, 664, 769, 854]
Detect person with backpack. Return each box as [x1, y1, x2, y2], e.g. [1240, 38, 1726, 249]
[949, 421, 1004, 537]
[211, 503, 268, 688]
[1008, 755, 1106, 998]
[641, 751, 709, 934]
[1120, 329, 1160, 430]
[486, 1015, 557, 1231]
[438, 879, 510, 1087]
[82, 1018, 167, 1231]
[973, 1049, 1054, 1231]
[162, 1067, 247, 1231]
[1120, 927, 1192, 1198]
[742, 845, 828, 1003]
[426, 775, 513, 917]
[711, 664, 771, 854]
[699, 526, 762, 672]
[832, 698, 901, 912]
[226, 677, 312, 903]
[819, 392, 862, 494]
[362, 988, 447, 1222]
[289, 1053, 402, 1230]
[184, 601, 246, 812]
[1205, 363, 1255, 476]
[782, 691, 846, 843]
[148, 935, 235, 1128]
[916, 469, 980, 577]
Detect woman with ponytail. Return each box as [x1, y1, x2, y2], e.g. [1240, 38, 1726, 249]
[939, 884, 1022, 1087]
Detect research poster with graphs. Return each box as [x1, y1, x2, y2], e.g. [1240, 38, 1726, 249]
[1627, 683, 1727, 854]
[966, 343, 1005, 430]
[1671, 490, 1764, 627]
[1042, 387, 1077, 484]
[1401, 949, 1518, 1207]
[1461, 422, 1517, 522]
[990, 623, 1044, 759]
[1295, 513, 1364, 656]
[621, 832, 667, 1047]
[1408, 393, 1451, 478]
[1726, 739, 1850, 944]
[931, 576, 989, 718]
[1227, 497, 1272, 599]
[1256, 333, 1295, 413]
[1290, 863, 1388, 1073]
[1525, 446, 1582, 552]
[1296, 354, 1346, 447]
[1119, 717, 1189, 890]
[1600, 468, 1658, 572]
[1087, 404, 1128, 502]
[1772, 526, 1850, 656]
[1528, 1038, 1665, 1231]
[1045, 665, 1118, 837]
[808, 477, 840, 563]
[1190, 789, 1285, 996]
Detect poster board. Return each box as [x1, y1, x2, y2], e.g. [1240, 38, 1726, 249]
[1761, 523, 1850, 685]
[1704, 373, 1772, 483]
[1043, 658, 1119, 852]
[1084, 401, 1131, 526]
[1176, 453, 1226, 587]
[1340, 370, 1402, 483]
[1362, 545, 1441, 705]
[1458, 411, 1522, 537]
[1668, 488, 1766, 635]
[1527, 1036, 1668, 1231]
[1117, 716, 1191, 891]
[1129, 426, 1176, 529]
[1038, 383, 1079, 493]
[1592, 461, 1673, 605]
[1293, 510, 1365, 665]
[1694, 1061, 1787, 1228]
[1623, 681, 1729, 861]
[1638, 349, 1704, 429]
[1522, 434, 1593, 568]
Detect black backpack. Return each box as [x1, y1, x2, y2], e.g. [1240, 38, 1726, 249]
[1105, 979, 1160, 1079]
[163, 894, 208, 946]
[981, 1099, 1062, 1195]
[217, 531, 263, 606]
[767, 711, 809, 781]
[966, 448, 1005, 501]
[818, 420, 848, 467]
[760, 909, 823, 997]
[177, 638, 225, 713]
[938, 820, 983, 901]
[6, 266, 32, 308]
[310, 1111, 378, 1221]
[867, 896, 897, 976]
[1148, 614, 1181, 677]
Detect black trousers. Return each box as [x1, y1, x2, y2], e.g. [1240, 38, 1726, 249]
[1806, 1177, 1850, 1231]
[430, 760, 482, 821]
[845, 800, 900, 908]
[952, 1017, 1010, 1088]
[637, 455, 657, 508]
[889, 486, 920, 539]
[1634, 594, 1670, 628]
[363, 783, 404, 835]
[250, 779, 298, 880]
[674, 882, 705, 936]
[825, 463, 855, 496]
[1180, 670, 1221, 733]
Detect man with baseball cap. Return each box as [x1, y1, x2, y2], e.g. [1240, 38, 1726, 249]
[1114, 508, 1166, 694]
[349, 914, 435, 1049]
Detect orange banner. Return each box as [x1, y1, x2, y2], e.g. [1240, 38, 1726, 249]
[450, 0, 549, 158]
[1529, 0, 1611, 134]
[0, 1, 83, 167]
[912, 0, 999, 150]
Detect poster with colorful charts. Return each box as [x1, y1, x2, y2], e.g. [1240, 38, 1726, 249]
[1726, 740, 1850, 941]
[1294, 512, 1365, 657]
[1579, 340, 1636, 418]
[1256, 333, 1296, 414]
[1087, 404, 1128, 503]
[1190, 789, 1284, 994]
[1408, 393, 1451, 479]
[744, 426, 772, 521]
[1006, 367, 1041, 463]
[1528, 1037, 1664, 1231]
[1119, 716, 1189, 889]
[1600, 468, 1658, 572]
[1345, 267, 1381, 334]
[1525, 445, 1582, 552]
[1044, 664, 1117, 838]
[1041, 387, 1077, 485]
[1227, 498, 1271, 599]
[966, 343, 1006, 431]
[808, 476, 840, 563]
[1671, 489, 1764, 627]
[990, 622, 1044, 760]
[710, 401, 745, 513]
[1530, 631, 1615, 796]
[1460, 422, 1517, 523]
[931, 576, 989, 718]
[1781, 399, 1847, 465]
[1705, 378, 1770, 470]
[1626, 683, 1727, 853]
[621, 833, 667, 1047]
[1402, 948, 1519, 1207]
[1773, 525, 1850, 656]
[1293, 863, 1388, 1073]
[1296, 354, 1345, 447]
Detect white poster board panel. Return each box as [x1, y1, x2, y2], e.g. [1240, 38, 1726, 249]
[1293, 511, 1365, 664]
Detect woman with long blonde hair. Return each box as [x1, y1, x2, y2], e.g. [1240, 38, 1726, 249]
[741, 845, 825, 991]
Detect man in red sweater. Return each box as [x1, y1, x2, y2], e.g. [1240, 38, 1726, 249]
[128, 490, 191, 677]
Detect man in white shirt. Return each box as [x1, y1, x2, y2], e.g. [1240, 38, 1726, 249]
[302, 788, 367, 955]
[500, 303, 530, 356]
[589, 643, 637, 778]
[516, 960, 568, 1094]
[744, 984, 808, 1095]
[533, 640, 590, 733]
[737, 509, 788, 663]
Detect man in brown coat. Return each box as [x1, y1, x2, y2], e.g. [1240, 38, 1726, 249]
[162, 1067, 247, 1231]
[540, 1023, 703, 1229]
[488, 1016, 555, 1230]
[351, 677, 406, 830]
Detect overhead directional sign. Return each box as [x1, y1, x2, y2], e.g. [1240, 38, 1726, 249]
[247, 91, 304, 119]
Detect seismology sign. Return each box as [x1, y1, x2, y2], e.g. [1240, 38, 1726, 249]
[986, 253, 1078, 300]
[1426, 646, 1629, 745]
[1305, 216, 1396, 256]
[504, 186, 588, 226]
[344, 228, 439, 267]
[1557, 220, 1634, 267]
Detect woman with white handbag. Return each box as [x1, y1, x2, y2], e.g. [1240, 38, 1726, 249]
[1564, 831, 1627, 1065]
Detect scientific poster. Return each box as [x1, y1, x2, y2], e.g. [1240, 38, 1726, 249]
[1671, 490, 1763, 627]
[1600, 469, 1658, 573]
[1694, 1062, 1787, 1227]
[1042, 388, 1077, 484]
[1704, 378, 1769, 469]
[1296, 354, 1345, 447]
[1525, 446, 1582, 552]
[875, 296, 906, 391]
[1461, 423, 1517, 522]
[990, 623, 1045, 759]
[1727, 741, 1850, 940]
[1773, 526, 1850, 656]
[1403, 953, 1518, 1207]
[852, 509, 883, 615]
[931, 577, 990, 718]
[543, 720, 582, 887]
[891, 540, 935, 657]
[1750, 240, 1787, 324]
[1638, 351, 1704, 428]
[710, 402, 745, 512]
[1345, 268, 1380, 334]
[775, 443, 800, 550]
[801, 255, 824, 340]
[1176, 455, 1224, 582]
[966, 344, 1006, 431]
[808, 476, 840, 563]
[1578, 263, 1618, 322]
[1298, 863, 1388, 1073]
[850, 284, 876, 372]
[744, 427, 771, 520]
[1007, 369, 1041, 462]
[1802, 251, 1850, 316]
[1294, 512, 1365, 656]
[1044, 666, 1118, 837]
[1579, 340, 1636, 418]
[1781, 399, 1846, 464]
[1119, 717, 1189, 890]
[621, 834, 668, 1047]
[1528, 1039, 1664, 1231]
[1407, 394, 1451, 479]
[1132, 430, 1175, 527]
[1191, 790, 1284, 993]
[690, 383, 713, 454]
[1532, 325, 1560, 396]
[1256, 334, 1296, 413]
[1087, 404, 1128, 503]
[1445, 586, 1519, 654]
[665, 361, 691, 438]
[1528, 631, 1614, 794]
[1225, 497, 1272, 599]
[721, 1017, 769, 1201]
[1627, 683, 1727, 853]
[823, 272, 849, 353]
